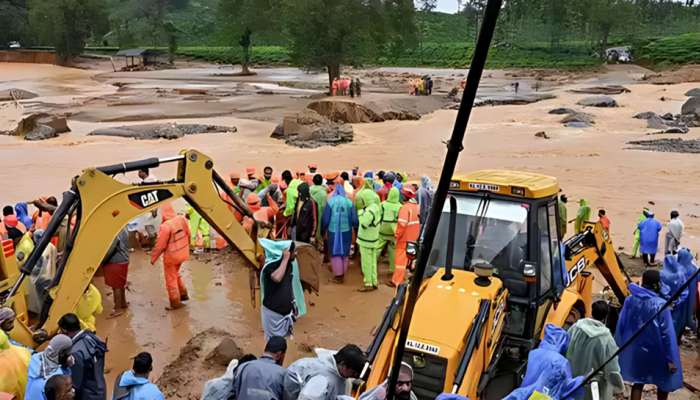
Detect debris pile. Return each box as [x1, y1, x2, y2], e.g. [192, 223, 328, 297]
[88, 123, 236, 140]
[157, 328, 244, 400]
[0, 88, 38, 102]
[271, 109, 354, 148]
[633, 112, 690, 134]
[627, 138, 700, 154]
[306, 100, 421, 123]
[0, 112, 70, 140]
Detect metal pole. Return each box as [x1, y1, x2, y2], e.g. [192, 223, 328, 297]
[385, 0, 503, 397]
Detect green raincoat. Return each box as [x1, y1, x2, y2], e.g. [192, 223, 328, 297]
[566, 318, 624, 400]
[575, 199, 591, 234]
[187, 206, 211, 248]
[355, 179, 380, 211]
[378, 188, 401, 272]
[310, 184, 328, 242]
[283, 179, 303, 217]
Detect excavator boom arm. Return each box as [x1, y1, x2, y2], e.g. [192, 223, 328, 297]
[5, 149, 261, 346]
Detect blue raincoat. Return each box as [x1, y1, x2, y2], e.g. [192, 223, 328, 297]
[677, 248, 698, 330]
[615, 284, 683, 393]
[115, 370, 165, 400]
[25, 352, 71, 400]
[321, 184, 358, 257]
[259, 239, 307, 317]
[661, 255, 689, 337]
[638, 217, 662, 255]
[504, 324, 584, 400]
[14, 203, 32, 231]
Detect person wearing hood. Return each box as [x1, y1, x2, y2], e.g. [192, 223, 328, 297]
[151, 206, 191, 310]
[259, 239, 307, 341]
[0, 330, 30, 400]
[377, 173, 395, 202]
[356, 185, 382, 292]
[74, 284, 103, 333]
[378, 188, 401, 274]
[283, 344, 366, 400]
[25, 334, 73, 400]
[417, 176, 434, 227]
[677, 248, 698, 332]
[201, 355, 256, 400]
[101, 228, 130, 317]
[616, 269, 683, 400]
[113, 352, 164, 400]
[0, 308, 24, 348]
[58, 313, 106, 400]
[231, 336, 288, 400]
[639, 211, 662, 266]
[359, 362, 417, 400]
[504, 324, 583, 400]
[661, 255, 690, 338]
[282, 170, 304, 238]
[322, 183, 358, 283]
[310, 174, 328, 245]
[632, 208, 650, 258]
[27, 229, 57, 315]
[14, 203, 32, 232]
[186, 206, 211, 253]
[291, 183, 317, 244]
[392, 188, 420, 287]
[566, 301, 624, 400]
[573, 199, 591, 234]
[664, 210, 684, 255]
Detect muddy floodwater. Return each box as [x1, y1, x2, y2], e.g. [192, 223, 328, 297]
[2, 60, 700, 398]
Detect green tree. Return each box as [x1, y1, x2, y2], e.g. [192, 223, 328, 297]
[218, 0, 281, 75]
[285, 0, 389, 90]
[576, 0, 635, 58]
[419, 0, 437, 12]
[29, 0, 107, 64]
[0, 0, 29, 46]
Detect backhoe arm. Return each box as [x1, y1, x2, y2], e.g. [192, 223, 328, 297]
[565, 221, 630, 305]
[4, 149, 261, 346]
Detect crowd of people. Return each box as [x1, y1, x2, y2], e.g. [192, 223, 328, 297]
[408, 76, 433, 96]
[331, 77, 362, 98]
[1, 164, 698, 400]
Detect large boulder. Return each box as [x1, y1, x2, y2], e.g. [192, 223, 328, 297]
[307, 100, 383, 123]
[681, 96, 700, 117]
[272, 109, 353, 148]
[549, 108, 577, 115]
[0, 112, 70, 140]
[685, 88, 700, 97]
[89, 123, 235, 140]
[633, 111, 658, 120]
[576, 96, 618, 107]
[561, 112, 594, 128]
[646, 115, 689, 134]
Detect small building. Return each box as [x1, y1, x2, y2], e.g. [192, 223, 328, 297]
[115, 48, 166, 68]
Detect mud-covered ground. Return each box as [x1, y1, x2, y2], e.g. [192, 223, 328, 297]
[2, 59, 700, 398]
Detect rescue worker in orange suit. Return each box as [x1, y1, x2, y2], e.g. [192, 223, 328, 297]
[392, 187, 420, 287]
[150, 204, 191, 310]
[243, 193, 279, 238]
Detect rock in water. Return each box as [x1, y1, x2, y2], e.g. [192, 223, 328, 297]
[647, 115, 689, 134]
[633, 111, 657, 120]
[89, 123, 235, 140]
[561, 112, 594, 127]
[273, 109, 354, 148]
[570, 85, 630, 95]
[307, 100, 383, 123]
[576, 96, 618, 107]
[548, 108, 576, 115]
[0, 112, 70, 140]
[25, 125, 57, 141]
[681, 96, 700, 117]
[684, 88, 700, 97]
[534, 131, 550, 139]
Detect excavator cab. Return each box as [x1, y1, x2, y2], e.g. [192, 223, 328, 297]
[426, 170, 565, 340]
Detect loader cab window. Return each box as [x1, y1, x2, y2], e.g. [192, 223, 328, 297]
[537, 202, 565, 297]
[427, 195, 529, 288]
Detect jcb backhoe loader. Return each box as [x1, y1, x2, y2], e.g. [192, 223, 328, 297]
[0, 149, 263, 348]
[361, 0, 634, 398]
[362, 170, 631, 399]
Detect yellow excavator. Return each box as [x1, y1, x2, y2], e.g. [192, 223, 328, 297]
[361, 170, 631, 399]
[0, 149, 263, 347]
[359, 0, 635, 398]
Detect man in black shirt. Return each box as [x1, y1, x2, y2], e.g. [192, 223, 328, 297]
[261, 242, 297, 340]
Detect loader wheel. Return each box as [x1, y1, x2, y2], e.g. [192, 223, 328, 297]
[564, 306, 583, 329]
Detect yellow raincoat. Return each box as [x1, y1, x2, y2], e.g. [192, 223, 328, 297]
[0, 331, 30, 400]
[75, 284, 103, 332]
